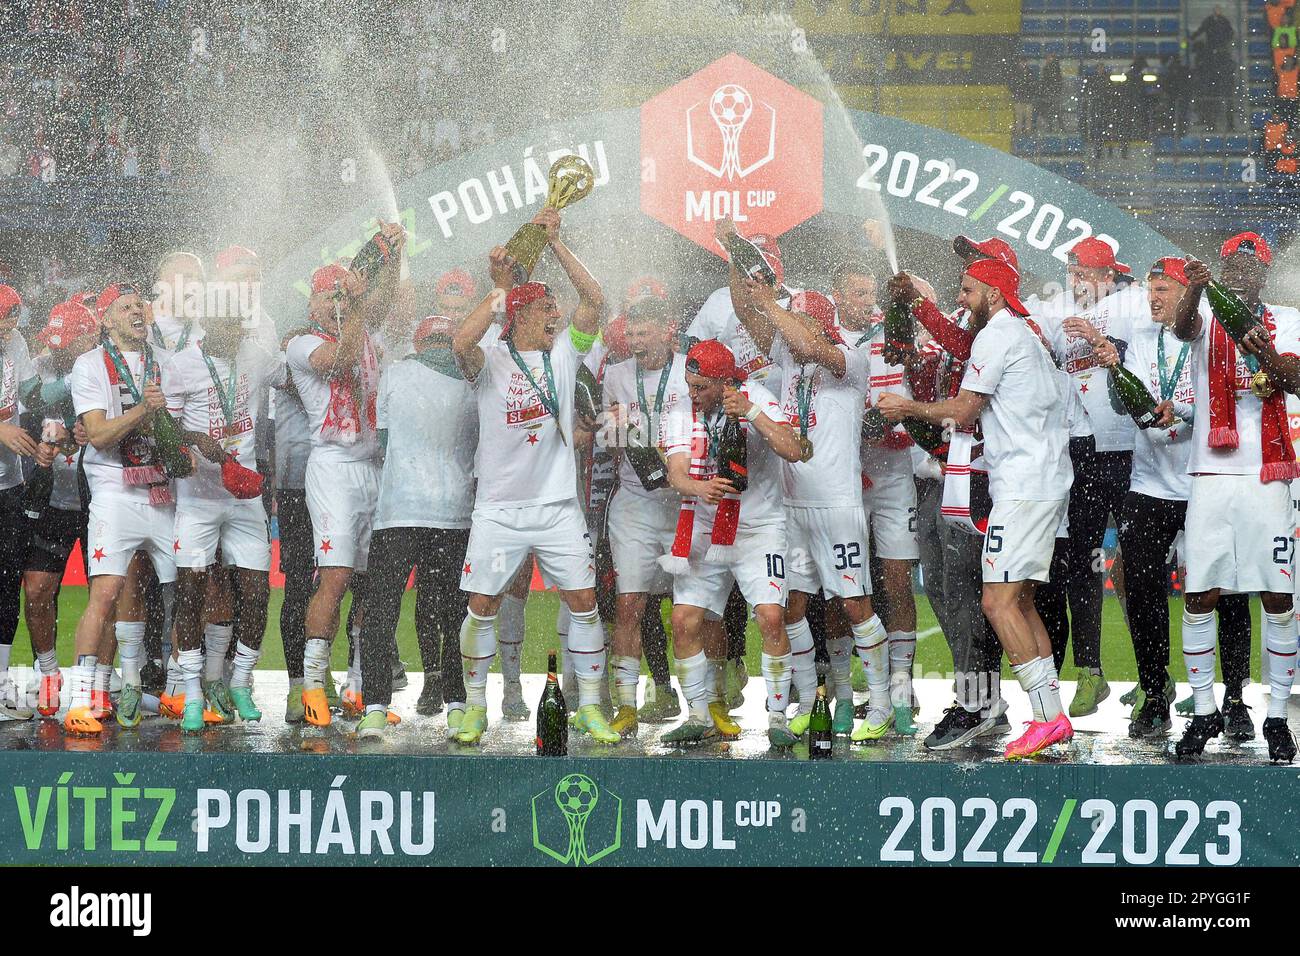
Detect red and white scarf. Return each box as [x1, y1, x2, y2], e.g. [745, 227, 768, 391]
[1206, 306, 1300, 482]
[658, 410, 742, 574]
[102, 348, 172, 505]
[940, 431, 989, 536]
[312, 327, 379, 445]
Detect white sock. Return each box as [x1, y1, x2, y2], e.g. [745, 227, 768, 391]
[825, 636, 852, 703]
[1012, 656, 1062, 722]
[761, 651, 792, 714]
[0, 643, 10, 672]
[1181, 610, 1217, 716]
[203, 622, 233, 682]
[459, 611, 497, 708]
[498, 594, 525, 687]
[93, 663, 111, 694]
[557, 603, 574, 691]
[852, 614, 889, 712]
[786, 617, 817, 715]
[116, 621, 145, 686]
[71, 657, 96, 709]
[567, 608, 606, 708]
[230, 642, 260, 689]
[37, 649, 58, 676]
[303, 638, 333, 690]
[178, 648, 203, 702]
[365, 703, 386, 716]
[347, 623, 362, 691]
[1264, 609, 1298, 719]
[888, 631, 916, 708]
[614, 655, 640, 706]
[166, 654, 184, 696]
[678, 651, 710, 723]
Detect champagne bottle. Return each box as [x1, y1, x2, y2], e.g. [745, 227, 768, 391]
[1205, 280, 1262, 347]
[575, 364, 601, 424]
[1108, 363, 1161, 429]
[625, 419, 668, 491]
[152, 410, 193, 478]
[22, 462, 54, 520]
[902, 419, 950, 460]
[350, 231, 397, 285]
[883, 299, 916, 357]
[726, 233, 776, 286]
[536, 651, 568, 756]
[861, 406, 890, 444]
[809, 678, 833, 760]
[718, 416, 748, 492]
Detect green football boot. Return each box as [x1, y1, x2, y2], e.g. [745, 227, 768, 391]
[322, 672, 340, 710]
[893, 703, 918, 737]
[180, 700, 205, 733]
[356, 710, 388, 740]
[638, 685, 682, 722]
[724, 659, 748, 709]
[1119, 684, 1140, 708]
[832, 699, 855, 735]
[662, 720, 715, 745]
[767, 715, 799, 749]
[229, 686, 262, 722]
[115, 683, 142, 729]
[203, 679, 236, 724]
[285, 685, 305, 723]
[609, 705, 639, 737]
[573, 704, 620, 744]
[851, 706, 895, 742]
[453, 705, 489, 745]
[444, 705, 465, 740]
[1068, 671, 1110, 718]
[788, 709, 812, 737]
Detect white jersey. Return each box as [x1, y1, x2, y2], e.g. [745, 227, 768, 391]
[69, 345, 158, 504]
[1123, 323, 1195, 501]
[771, 334, 870, 507]
[1056, 282, 1149, 453]
[601, 353, 689, 502]
[374, 356, 478, 530]
[1187, 300, 1300, 477]
[34, 355, 81, 511]
[273, 385, 312, 491]
[471, 328, 587, 509]
[961, 308, 1072, 502]
[664, 380, 786, 532]
[0, 331, 35, 491]
[161, 339, 284, 502]
[848, 319, 915, 484]
[687, 285, 797, 386]
[285, 331, 382, 464]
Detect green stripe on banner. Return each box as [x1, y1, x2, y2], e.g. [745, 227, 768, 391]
[1042, 797, 1077, 864]
[967, 184, 1008, 222]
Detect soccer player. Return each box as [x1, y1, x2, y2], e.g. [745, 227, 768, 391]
[162, 298, 284, 729]
[0, 284, 38, 720]
[66, 284, 178, 734]
[23, 298, 100, 719]
[286, 222, 405, 727]
[660, 339, 803, 746]
[1172, 235, 1300, 762]
[451, 210, 614, 745]
[355, 315, 477, 739]
[879, 258, 1075, 760]
[601, 295, 689, 735]
[150, 251, 206, 355]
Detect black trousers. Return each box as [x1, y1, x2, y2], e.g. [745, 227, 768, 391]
[640, 596, 672, 687]
[276, 490, 317, 680]
[359, 526, 469, 707]
[0, 486, 28, 648]
[1057, 436, 1132, 670]
[724, 584, 747, 662]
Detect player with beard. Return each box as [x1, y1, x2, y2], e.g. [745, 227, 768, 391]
[1172, 235, 1300, 762]
[451, 210, 615, 745]
[162, 300, 284, 730]
[880, 258, 1075, 760]
[151, 251, 206, 356]
[660, 340, 803, 746]
[287, 223, 405, 728]
[66, 285, 178, 735]
[602, 296, 689, 735]
[23, 299, 100, 719]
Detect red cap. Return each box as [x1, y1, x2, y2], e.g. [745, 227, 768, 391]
[685, 339, 745, 381]
[413, 315, 456, 347]
[1220, 231, 1272, 266]
[964, 259, 1028, 317]
[953, 235, 1019, 271]
[0, 284, 20, 320]
[310, 264, 349, 296]
[603, 315, 631, 363]
[748, 233, 784, 287]
[625, 275, 668, 303]
[215, 245, 257, 272]
[1147, 257, 1189, 286]
[1068, 237, 1131, 274]
[436, 268, 476, 299]
[38, 300, 99, 349]
[501, 281, 552, 338]
[790, 290, 842, 344]
[95, 283, 139, 321]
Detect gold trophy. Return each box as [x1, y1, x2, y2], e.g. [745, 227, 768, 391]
[504, 155, 594, 281]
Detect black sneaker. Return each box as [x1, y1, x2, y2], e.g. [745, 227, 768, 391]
[923, 705, 985, 751]
[1128, 696, 1171, 739]
[416, 677, 443, 717]
[980, 710, 1011, 736]
[1263, 717, 1297, 764]
[1222, 697, 1254, 741]
[1174, 710, 1224, 758]
[140, 658, 165, 696]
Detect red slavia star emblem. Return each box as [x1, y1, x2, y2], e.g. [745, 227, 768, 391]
[173, 539, 181, 553]
[526, 433, 539, 445]
[64, 455, 75, 465]
[463, 562, 472, 574]
[92, 547, 105, 562]
[319, 538, 332, 554]
[774, 693, 783, 700]
[1079, 383, 1089, 394]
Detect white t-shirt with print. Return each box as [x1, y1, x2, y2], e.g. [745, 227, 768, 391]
[0, 331, 36, 490]
[601, 353, 689, 503]
[69, 346, 157, 504]
[1124, 323, 1196, 501]
[284, 331, 382, 464]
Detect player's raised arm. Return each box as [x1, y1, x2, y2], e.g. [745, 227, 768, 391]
[538, 208, 604, 338]
[453, 247, 517, 380]
[748, 282, 845, 376]
[1173, 257, 1208, 342]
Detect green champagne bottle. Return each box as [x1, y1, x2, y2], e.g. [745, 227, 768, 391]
[1108, 364, 1160, 429]
[883, 299, 916, 357]
[152, 410, 193, 478]
[1204, 280, 1262, 347]
[809, 678, 833, 759]
[536, 651, 568, 756]
[22, 462, 54, 520]
[625, 420, 668, 491]
[718, 415, 748, 492]
[726, 233, 776, 286]
[861, 406, 890, 444]
[902, 418, 950, 459]
[350, 231, 397, 285]
[575, 364, 601, 424]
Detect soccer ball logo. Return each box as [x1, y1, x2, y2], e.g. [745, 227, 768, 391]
[709, 84, 753, 129]
[554, 772, 599, 815]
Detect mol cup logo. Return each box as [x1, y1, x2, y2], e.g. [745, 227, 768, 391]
[641, 53, 824, 256]
[531, 772, 623, 866]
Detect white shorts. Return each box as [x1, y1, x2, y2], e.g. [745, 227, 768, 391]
[1185, 474, 1295, 594]
[672, 526, 787, 615]
[86, 495, 177, 583]
[462, 500, 595, 596]
[608, 488, 676, 595]
[786, 504, 871, 599]
[863, 471, 919, 560]
[173, 497, 271, 571]
[981, 498, 1068, 584]
[305, 458, 380, 572]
